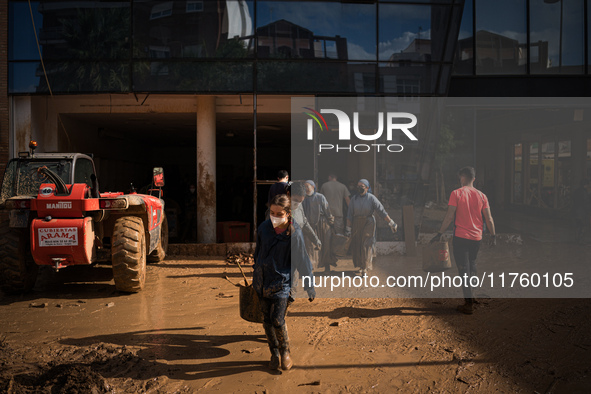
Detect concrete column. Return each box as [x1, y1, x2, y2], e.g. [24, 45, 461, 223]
[196, 96, 217, 243]
[13, 97, 32, 156]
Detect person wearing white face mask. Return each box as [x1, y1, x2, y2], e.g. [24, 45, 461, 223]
[302, 180, 336, 272]
[252, 194, 315, 371]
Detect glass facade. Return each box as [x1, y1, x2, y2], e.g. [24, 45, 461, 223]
[454, 0, 591, 76]
[476, 0, 526, 75]
[8, 0, 464, 95]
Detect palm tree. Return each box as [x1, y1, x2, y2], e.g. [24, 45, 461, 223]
[43, 7, 144, 93]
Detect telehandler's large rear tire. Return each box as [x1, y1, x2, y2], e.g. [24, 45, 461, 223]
[0, 221, 38, 294]
[111, 217, 146, 292]
[148, 213, 168, 263]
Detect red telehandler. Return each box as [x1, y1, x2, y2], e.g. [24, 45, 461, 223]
[0, 141, 168, 294]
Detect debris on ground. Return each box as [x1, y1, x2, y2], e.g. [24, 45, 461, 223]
[226, 252, 254, 266]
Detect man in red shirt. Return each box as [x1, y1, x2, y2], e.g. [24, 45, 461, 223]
[432, 167, 496, 315]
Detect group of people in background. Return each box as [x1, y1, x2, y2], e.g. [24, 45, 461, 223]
[251, 170, 398, 371]
[271, 171, 398, 276]
[252, 167, 498, 371]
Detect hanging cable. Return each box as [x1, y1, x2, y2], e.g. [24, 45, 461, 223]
[28, 0, 52, 96]
[28, 0, 72, 150]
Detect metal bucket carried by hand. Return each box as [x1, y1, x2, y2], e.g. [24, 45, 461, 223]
[422, 241, 452, 272]
[239, 284, 264, 323]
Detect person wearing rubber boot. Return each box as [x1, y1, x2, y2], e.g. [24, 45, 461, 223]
[346, 179, 398, 276]
[252, 194, 315, 371]
[431, 167, 496, 315]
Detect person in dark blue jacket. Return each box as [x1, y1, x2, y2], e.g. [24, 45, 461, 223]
[267, 170, 289, 206]
[253, 194, 315, 371]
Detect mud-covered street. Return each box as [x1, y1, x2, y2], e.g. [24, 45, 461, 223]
[1, 240, 591, 393]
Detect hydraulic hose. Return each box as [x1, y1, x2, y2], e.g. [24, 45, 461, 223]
[37, 166, 68, 195]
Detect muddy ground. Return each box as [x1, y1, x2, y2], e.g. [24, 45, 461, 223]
[1, 240, 590, 393]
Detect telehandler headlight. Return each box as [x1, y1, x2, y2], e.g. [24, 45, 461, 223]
[99, 198, 128, 210]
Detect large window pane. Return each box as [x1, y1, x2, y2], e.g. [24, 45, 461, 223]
[133, 61, 253, 92]
[47, 62, 130, 93]
[453, 0, 473, 75]
[256, 1, 376, 61]
[9, 62, 41, 94]
[379, 4, 450, 62]
[257, 61, 375, 93]
[475, 0, 526, 74]
[379, 62, 441, 95]
[530, 0, 584, 74]
[381, 0, 457, 3]
[256, 61, 375, 93]
[11, 1, 131, 61]
[436, 65, 451, 94]
[134, 1, 254, 60]
[589, 0, 591, 74]
[9, 2, 42, 61]
[10, 61, 130, 93]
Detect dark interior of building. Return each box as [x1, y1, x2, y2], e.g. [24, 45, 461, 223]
[57, 109, 290, 242]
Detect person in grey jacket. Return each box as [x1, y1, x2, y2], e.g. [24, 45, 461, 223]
[303, 180, 336, 271]
[287, 182, 321, 303]
[347, 179, 397, 275]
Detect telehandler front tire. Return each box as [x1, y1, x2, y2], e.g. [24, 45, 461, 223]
[0, 221, 38, 295]
[111, 217, 146, 292]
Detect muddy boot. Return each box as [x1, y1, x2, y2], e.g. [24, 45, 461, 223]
[263, 323, 280, 370]
[456, 299, 474, 315]
[275, 325, 293, 370]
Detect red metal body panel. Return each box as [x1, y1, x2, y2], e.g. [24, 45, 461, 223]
[99, 192, 124, 198]
[26, 182, 163, 267]
[142, 195, 164, 231]
[30, 217, 95, 267]
[32, 183, 99, 218]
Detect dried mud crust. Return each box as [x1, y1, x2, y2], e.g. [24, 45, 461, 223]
[0, 341, 186, 394]
[1, 250, 591, 393]
[111, 217, 146, 293]
[1, 298, 590, 393]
